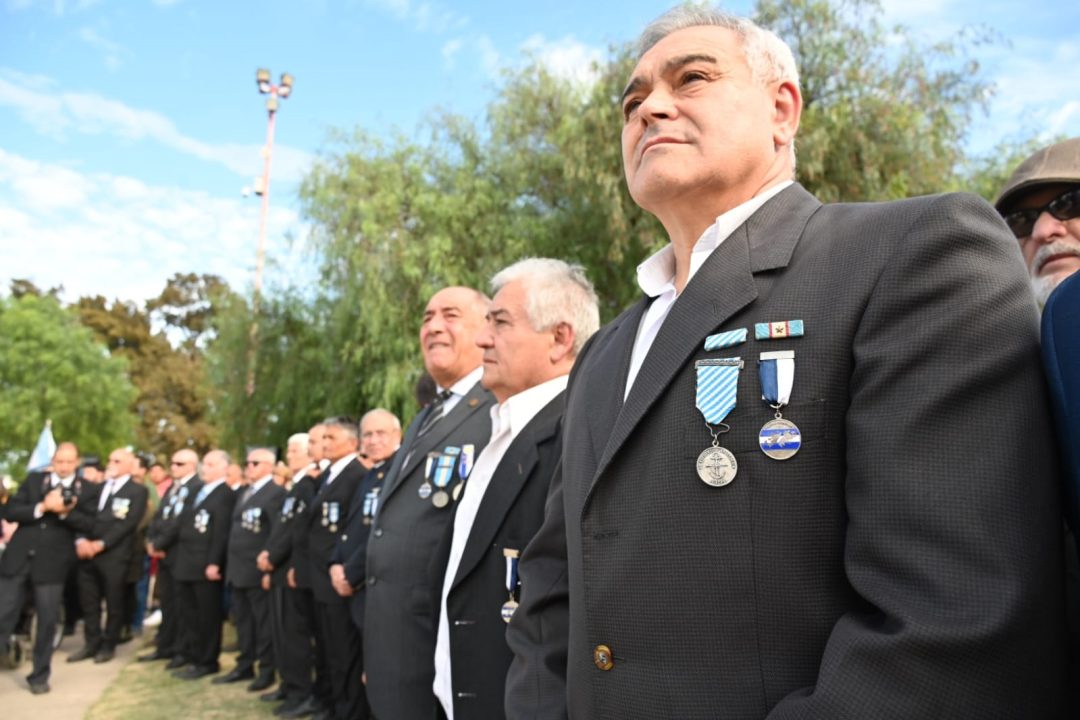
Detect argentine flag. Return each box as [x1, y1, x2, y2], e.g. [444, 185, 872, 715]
[27, 420, 57, 473]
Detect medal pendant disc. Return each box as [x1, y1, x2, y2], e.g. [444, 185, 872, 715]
[501, 599, 519, 623]
[431, 490, 450, 508]
[418, 482, 433, 500]
[696, 446, 737, 487]
[758, 418, 801, 460]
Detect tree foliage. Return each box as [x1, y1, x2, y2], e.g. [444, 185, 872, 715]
[0, 293, 136, 477]
[75, 275, 221, 460]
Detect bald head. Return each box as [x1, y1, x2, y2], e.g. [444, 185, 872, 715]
[170, 448, 199, 481]
[106, 447, 135, 478]
[245, 447, 276, 482]
[52, 442, 80, 479]
[201, 449, 230, 482]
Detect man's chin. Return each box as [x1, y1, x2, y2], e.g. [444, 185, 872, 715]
[1032, 273, 1065, 307]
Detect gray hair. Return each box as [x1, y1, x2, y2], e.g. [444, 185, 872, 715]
[203, 449, 232, 467]
[361, 408, 402, 431]
[287, 433, 309, 452]
[490, 258, 600, 356]
[322, 416, 360, 442]
[635, 4, 800, 168]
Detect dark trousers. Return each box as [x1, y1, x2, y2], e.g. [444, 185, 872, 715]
[0, 573, 63, 683]
[63, 563, 82, 629]
[176, 578, 224, 669]
[77, 557, 127, 651]
[233, 584, 274, 677]
[278, 584, 318, 704]
[155, 563, 179, 655]
[315, 599, 368, 720]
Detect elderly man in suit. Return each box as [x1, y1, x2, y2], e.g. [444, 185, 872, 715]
[433, 259, 599, 720]
[171, 449, 237, 680]
[216, 447, 287, 690]
[365, 286, 496, 719]
[505, 6, 1068, 719]
[0, 442, 97, 694]
[141, 448, 201, 665]
[69, 447, 149, 665]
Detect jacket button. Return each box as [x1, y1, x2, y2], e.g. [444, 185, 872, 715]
[367, 577, 377, 586]
[373, 528, 383, 538]
[593, 644, 614, 671]
[341, 534, 348, 542]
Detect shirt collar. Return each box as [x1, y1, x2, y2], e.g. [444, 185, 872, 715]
[438, 365, 484, 398]
[327, 454, 355, 481]
[107, 474, 131, 490]
[51, 472, 75, 488]
[250, 475, 274, 494]
[635, 180, 793, 298]
[490, 374, 569, 439]
[176, 473, 195, 486]
[200, 478, 227, 495]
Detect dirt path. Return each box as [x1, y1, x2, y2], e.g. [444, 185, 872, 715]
[0, 628, 143, 720]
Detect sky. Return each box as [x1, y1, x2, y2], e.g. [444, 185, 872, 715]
[1, 0, 1078, 303]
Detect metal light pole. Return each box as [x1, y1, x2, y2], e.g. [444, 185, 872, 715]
[246, 68, 293, 397]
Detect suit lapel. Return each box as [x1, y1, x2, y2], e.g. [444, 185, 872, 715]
[450, 395, 562, 590]
[382, 380, 490, 502]
[581, 302, 647, 470]
[590, 184, 820, 488]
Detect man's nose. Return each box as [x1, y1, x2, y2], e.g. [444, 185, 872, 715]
[1031, 210, 1067, 245]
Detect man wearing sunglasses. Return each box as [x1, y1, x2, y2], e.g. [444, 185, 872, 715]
[996, 137, 1080, 306]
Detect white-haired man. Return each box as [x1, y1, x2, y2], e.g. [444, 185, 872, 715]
[434, 258, 599, 720]
[505, 5, 1067, 718]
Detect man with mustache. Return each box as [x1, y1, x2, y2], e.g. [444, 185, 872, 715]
[996, 137, 1080, 306]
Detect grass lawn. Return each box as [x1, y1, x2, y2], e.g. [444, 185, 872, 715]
[86, 625, 278, 720]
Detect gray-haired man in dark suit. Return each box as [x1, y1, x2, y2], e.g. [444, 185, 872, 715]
[505, 5, 1068, 719]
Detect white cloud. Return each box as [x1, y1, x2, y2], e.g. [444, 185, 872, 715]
[77, 25, 128, 70]
[520, 34, 603, 87]
[476, 34, 501, 78]
[0, 70, 315, 182]
[441, 37, 463, 68]
[0, 148, 309, 302]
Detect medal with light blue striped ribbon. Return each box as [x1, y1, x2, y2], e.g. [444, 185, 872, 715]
[704, 327, 747, 351]
[694, 357, 742, 487]
[758, 350, 801, 460]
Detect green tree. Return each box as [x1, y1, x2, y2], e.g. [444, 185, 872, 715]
[76, 287, 217, 460]
[0, 294, 135, 478]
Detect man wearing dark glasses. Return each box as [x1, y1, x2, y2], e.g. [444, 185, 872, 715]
[996, 137, 1080, 306]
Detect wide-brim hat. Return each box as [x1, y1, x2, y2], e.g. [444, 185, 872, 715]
[995, 137, 1080, 212]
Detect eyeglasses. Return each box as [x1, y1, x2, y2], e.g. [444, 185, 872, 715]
[245, 460, 268, 466]
[1002, 186, 1080, 239]
[170, 461, 189, 466]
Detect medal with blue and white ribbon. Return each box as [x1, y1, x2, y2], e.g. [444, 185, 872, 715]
[501, 548, 520, 623]
[431, 452, 456, 508]
[758, 350, 801, 460]
[453, 444, 475, 502]
[418, 452, 438, 500]
[694, 357, 742, 487]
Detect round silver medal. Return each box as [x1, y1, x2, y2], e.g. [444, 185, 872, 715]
[696, 446, 737, 487]
[431, 490, 450, 508]
[758, 418, 801, 460]
[417, 482, 433, 500]
[501, 599, 518, 623]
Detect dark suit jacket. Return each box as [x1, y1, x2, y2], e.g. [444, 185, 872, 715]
[506, 185, 1068, 719]
[364, 379, 495, 720]
[86, 478, 148, 573]
[266, 473, 318, 587]
[304, 458, 366, 605]
[173, 482, 236, 583]
[433, 393, 563, 720]
[147, 476, 203, 570]
[226, 479, 286, 588]
[0, 473, 98, 584]
[1042, 272, 1080, 552]
[329, 453, 395, 628]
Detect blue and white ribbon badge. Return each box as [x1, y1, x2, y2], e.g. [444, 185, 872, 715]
[694, 357, 743, 425]
[704, 327, 747, 351]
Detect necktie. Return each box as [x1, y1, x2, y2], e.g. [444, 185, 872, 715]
[98, 480, 115, 512]
[195, 484, 211, 506]
[240, 485, 254, 505]
[417, 389, 453, 438]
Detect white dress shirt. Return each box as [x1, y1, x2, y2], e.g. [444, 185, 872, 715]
[437, 366, 484, 418]
[34, 472, 75, 518]
[433, 374, 569, 718]
[624, 180, 793, 400]
[322, 454, 355, 489]
[97, 475, 131, 512]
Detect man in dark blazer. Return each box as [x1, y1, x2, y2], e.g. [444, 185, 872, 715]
[301, 416, 368, 720]
[433, 259, 598, 720]
[69, 447, 149, 664]
[217, 447, 286, 690]
[505, 7, 1068, 719]
[364, 286, 496, 720]
[170, 449, 237, 680]
[259, 426, 327, 716]
[141, 448, 201, 665]
[0, 442, 97, 694]
[329, 409, 401, 632]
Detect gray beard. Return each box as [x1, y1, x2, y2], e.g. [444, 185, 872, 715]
[1029, 241, 1080, 306]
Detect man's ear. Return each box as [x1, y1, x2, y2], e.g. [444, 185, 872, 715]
[773, 79, 802, 151]
[550, 322, 576, 364]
